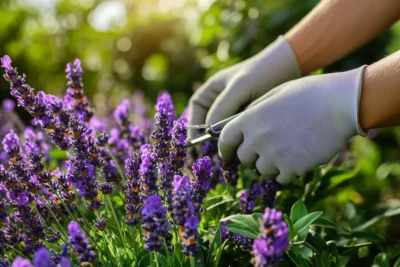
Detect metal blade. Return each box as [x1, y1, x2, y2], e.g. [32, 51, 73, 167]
[188, 133, 214, 147]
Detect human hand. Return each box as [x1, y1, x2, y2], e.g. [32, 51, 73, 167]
[218, 66, 367, 184]
[188, 36, 301, 139]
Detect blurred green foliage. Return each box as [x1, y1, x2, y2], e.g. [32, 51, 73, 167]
[0, 0, 395, 115]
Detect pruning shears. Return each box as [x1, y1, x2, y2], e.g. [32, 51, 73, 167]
[187, 112, 243, 147]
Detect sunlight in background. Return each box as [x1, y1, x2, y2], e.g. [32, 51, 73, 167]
[88, 1, 127, 32]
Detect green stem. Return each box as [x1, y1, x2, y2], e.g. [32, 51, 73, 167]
[154, 252, 160, 267]
[102, 230, 114, 267]
[131, 228, 139, 264]
[150, 252, 155, 267]
[190, 256, 195, 267]
[105, 195, 126, 249]
[162, 238, 172, 266]
[5, 244, 24, 257]
[105, 145, 126, 184]
[37, 195, 68, 238]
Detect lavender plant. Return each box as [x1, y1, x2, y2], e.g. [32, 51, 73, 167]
[1, 54, 352, 267]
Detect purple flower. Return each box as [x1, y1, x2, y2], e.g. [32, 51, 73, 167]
[232, 233, 252, 250]
[1, 55, 11, 71]
[170, 117, 188, 174]
[33, 247, 56, 267]
[191, 156, 213, 215]
[252, 239, 271, 267]
[150, 93, 175, 161]
[240, 179, 279, 214]
[125, 151, 142, 226]
[94, 217, 107, 231]
[221, 160, 240, 186]
[68, 221, 97, 265]
[139, 144, 158, 202]
[3, 99, 15, 113]
[99, 182, 113, 195]
[261, 180, 279, 209]
[159, 162, 174, 211]
[2, 130, 20, 156]
[65, 58, 93, 122]
[113, 99, 130, 126]
[220, 220, 252, 249]
[251, 208, 289, 267]
[11, 257, 32, 267]
[141, 194, 171, 251]
[181, 215, 199, 256]
[172, 175, 194, 226]
[1, 56, 70, 150]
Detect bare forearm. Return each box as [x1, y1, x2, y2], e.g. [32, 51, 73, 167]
[360, 51, 400, 130]
[285, 0, 400, 74]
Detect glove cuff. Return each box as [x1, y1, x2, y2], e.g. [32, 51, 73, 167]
[355, 65, 368, 137]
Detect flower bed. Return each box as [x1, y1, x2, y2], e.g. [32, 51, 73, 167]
[0, 55, 399, 267]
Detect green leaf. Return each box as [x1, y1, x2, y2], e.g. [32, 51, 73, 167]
[284, 215, 295, 240]
[291, 200, 308, 223]
[286, 250, 311, 267]
[220, 214, 259, 239]
[138, 253, 170, 267]
[306, 233, 329, 253]
[313, 218, 343, 231]
[354, 206, 400, 231]
[207, 225, 221, 266]
[373, 253, 390, 267]
[206, 197, 234, 211]
[293, 211, 323, 235]
[213, 240, 228, 267]
[338, 242, 372, 256]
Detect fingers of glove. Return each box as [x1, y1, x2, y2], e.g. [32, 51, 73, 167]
[206, 77, 249, 124]
[187, 102, 208, 140]
[246, 82, 289, 110]
[255, 157, 279, 177]
[276, 170, 297, 185]
[188, 80, 221, 139]
[218, 118, 244, 162]
[237, 141, 258, 168]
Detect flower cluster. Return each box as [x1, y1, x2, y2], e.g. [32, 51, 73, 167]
[191, 156, 213, 215]
[65, 58, 93, 122]
[0, 54, 290, 266]
[125, 151, 142, 226]
[172, 175, 199, 255]
[252, 208, 289, 267]
[240, 179, 280, 214]
[68, 221, 97, 265]
[141, 195, 171, 251]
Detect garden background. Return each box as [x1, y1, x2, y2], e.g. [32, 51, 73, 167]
[0, 0, 400, 266]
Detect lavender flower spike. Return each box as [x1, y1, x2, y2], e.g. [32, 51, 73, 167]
[65, 58, 93, 122]
[141, 194, 171, 252]
[191, 156, 213, 215]
[251, 208, 289, 267]
[33, 247, 56, 267]
[170, 117, 188, 174]
[139, 144, 158, 202]
[68, 221, 97, 265]
[150, 93, 175, 161]
[11, 257, 32, 267]
[125, 151, 142, 226]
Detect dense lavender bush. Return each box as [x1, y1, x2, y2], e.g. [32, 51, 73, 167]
[4, 55, 374, 267]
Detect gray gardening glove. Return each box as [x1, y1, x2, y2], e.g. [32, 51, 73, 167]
[218, 66, 368, 184]
[188, 36, 301, 139]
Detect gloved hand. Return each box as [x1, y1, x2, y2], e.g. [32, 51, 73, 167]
[218, 66, 368, 184]
[188, 36, 301, 139]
